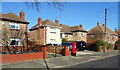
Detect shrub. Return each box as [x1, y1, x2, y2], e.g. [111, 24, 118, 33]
[95, 40, 106, 51]
[115, 40, 120, 45]
[62, 38, 68, 43]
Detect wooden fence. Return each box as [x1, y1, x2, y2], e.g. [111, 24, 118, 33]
[46, 46, 65, 54]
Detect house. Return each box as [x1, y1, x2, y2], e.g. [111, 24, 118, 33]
[0, 12, 29, 53]
[114, 29, 120, 39]
[29, 18, 62, 45]
[60, 24, 87, 42]
[87, 22, 118, 44]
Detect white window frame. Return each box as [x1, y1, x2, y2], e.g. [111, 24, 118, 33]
[10, 23, 20, 29]
[50, 27, 56, 32]
[91, 35, 94, 39]
[107, 34, 110, 39]
[10, 38, 20, 46]
[73, 33, 77, 35]
[50, 39, 56, 44]
[81, 33, 85, 36]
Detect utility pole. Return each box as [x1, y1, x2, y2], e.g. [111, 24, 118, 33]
[104, 8, 107, 52]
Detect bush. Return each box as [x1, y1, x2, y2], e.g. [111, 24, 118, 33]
[95, 40, 106, 51]
[62, 38, 68, 43]
[115, 40, 120, 45]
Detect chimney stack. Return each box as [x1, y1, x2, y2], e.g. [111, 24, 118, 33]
[55, 20, 59, 24]
[38, 18, 42, 25]
[102, 24, 105, 26]
[97, 22, 100, 26]
[79, 25, 82, 28]
[20, 11, 25, 20]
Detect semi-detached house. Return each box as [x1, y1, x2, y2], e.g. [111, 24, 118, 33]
[0, 12, 29, 53]
[29, 18, 62, 45]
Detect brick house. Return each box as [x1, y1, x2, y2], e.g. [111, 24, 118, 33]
[87, 22, 118, 44]
[29, 18, 62, 45]
[0, 12, 29, 53]
[60, 24, 87, 42]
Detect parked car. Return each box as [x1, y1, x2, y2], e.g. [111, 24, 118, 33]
[76, 41, 86, 51]
[61, 42, 72, 51]
[45, 43, 61, 46]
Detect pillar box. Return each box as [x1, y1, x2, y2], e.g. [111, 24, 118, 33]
[41, 46, 46, 59]
[71, 42, 77, 56]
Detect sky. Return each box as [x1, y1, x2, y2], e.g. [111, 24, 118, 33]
[1, 2, 118, 31]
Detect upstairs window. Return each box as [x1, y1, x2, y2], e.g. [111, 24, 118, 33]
[81, 33, 85, 36]
[50, 27, 56, 32]
[10, 38, 20, 46]
[73, 33, 77, 35]
[91, 35, 94, 39]
[107, 34, 110, 39]
[10, 23, 20, 29]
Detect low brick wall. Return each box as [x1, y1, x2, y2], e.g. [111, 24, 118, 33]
[2, 52, 43, 64]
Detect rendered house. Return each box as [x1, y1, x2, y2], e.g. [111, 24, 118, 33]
[60, 24, 87, 42]
[0, 12, 29, 53]
[87, 22, 118, 44]
[29, 18, 62, 45]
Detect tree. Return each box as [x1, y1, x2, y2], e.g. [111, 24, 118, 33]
[25, 0, 65, 11]
[0, 24, 27, 54]
[0, 24, 11, 53]
[10, 29, 26, 53]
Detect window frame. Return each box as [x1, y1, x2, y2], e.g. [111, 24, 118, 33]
[9, 23, 20, 29]
[10, 38, 20, 46]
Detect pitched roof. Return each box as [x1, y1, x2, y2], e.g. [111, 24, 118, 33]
[0, 12, 29, 23]
[70, 26, 87, 32]
[29, 19, 61, 30]
[60, 24, 71, 33]
[88, 25, 117, 35]
[60, 24, 87, 33]
[42, 19, 60, 27]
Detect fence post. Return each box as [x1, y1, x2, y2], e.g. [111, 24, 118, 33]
[42, 46, 46, 59]
[64, 46, 71, 56]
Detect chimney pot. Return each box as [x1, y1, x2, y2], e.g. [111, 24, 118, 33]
[97, 22, 100, 26]
[55, 20, 59, 24]
[102, 24, 105, 26]
[79, 25, 82, 28]
[38, 18, 42, 25]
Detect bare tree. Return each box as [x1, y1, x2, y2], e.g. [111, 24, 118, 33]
[25, 0, 65, 11]
[10, 29, 27, 53]
[0, 24, 11, 53]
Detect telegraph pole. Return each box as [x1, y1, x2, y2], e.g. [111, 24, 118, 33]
[104, 8, 107, 52]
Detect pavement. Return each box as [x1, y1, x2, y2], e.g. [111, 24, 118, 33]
[1, 50, 119, 69]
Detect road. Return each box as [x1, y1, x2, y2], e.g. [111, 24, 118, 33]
[51, 55, 120, 70]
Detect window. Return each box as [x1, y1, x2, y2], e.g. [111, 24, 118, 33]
[50, 39, 56, 44]
[50, 27, 56, 32]
[50, 32, 56, 34]
[81, 33, 85, 36]
[73, 33, 77, 35]
[10, 23, 20, 29]
[116, 36, 118, 39]
[107, 34, 110, 39]
[91, 35, 94, 39]
[10, 38, 20, 46]
[60, 33, 62, 39]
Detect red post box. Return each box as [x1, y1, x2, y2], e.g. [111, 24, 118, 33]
[71, 42, 77, 56]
